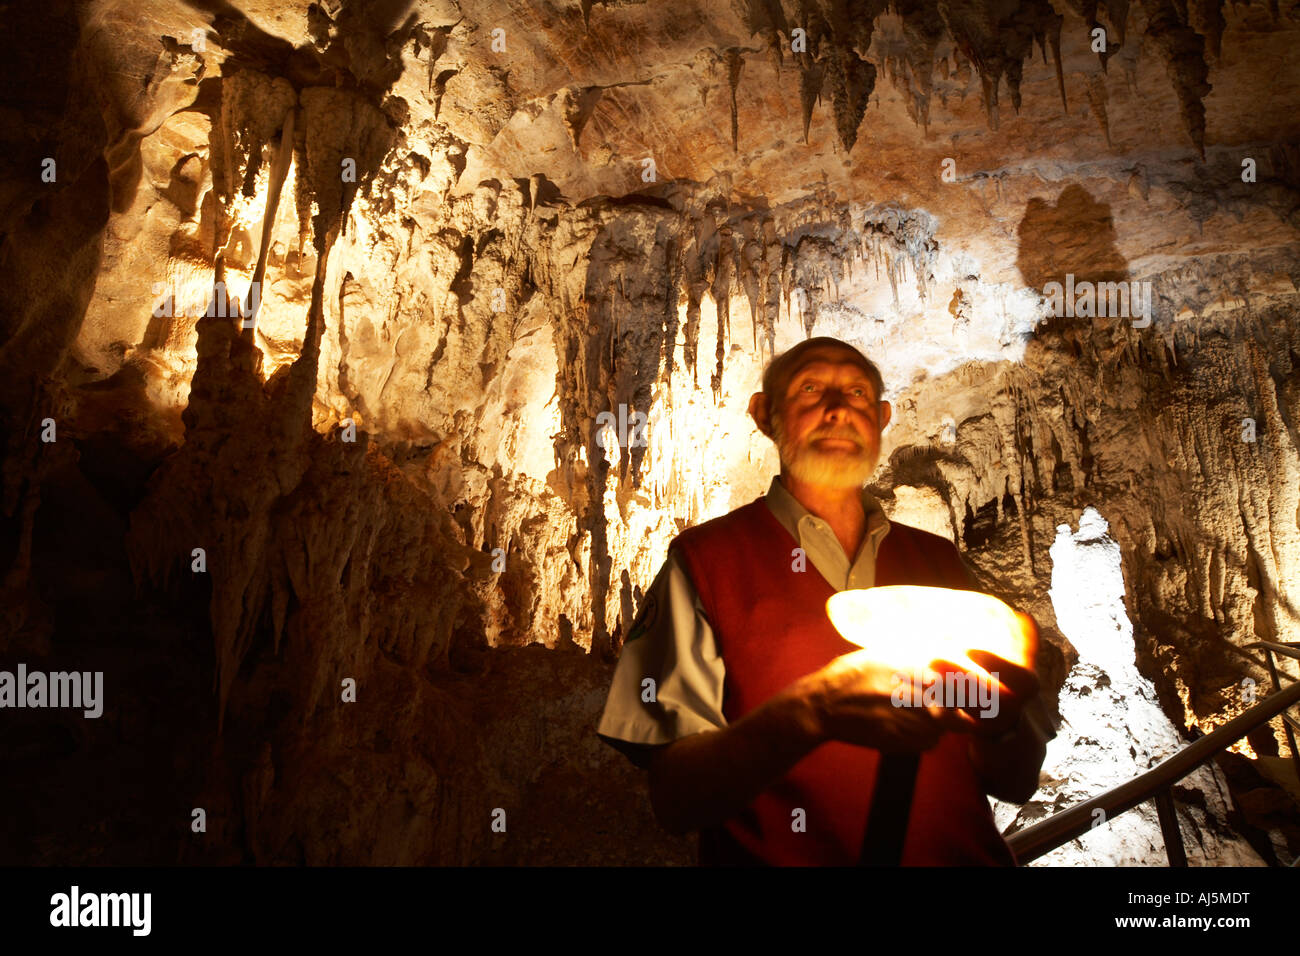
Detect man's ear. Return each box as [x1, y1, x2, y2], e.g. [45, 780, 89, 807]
[748, 391, 773, 438]
[878, 399, 892, 431]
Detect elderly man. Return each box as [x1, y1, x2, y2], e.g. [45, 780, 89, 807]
[596, 336, 1053, 865]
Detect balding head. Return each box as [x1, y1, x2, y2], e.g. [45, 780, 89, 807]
[760, 337, 884, 419]
[753, 337, 885, 432]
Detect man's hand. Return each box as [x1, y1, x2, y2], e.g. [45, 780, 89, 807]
[927, 609, 1041, 735]
[926, 609, 1049, 803]
[793, 649, 966, 753]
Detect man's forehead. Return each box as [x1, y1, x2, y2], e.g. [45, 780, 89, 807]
[784, 348, 874, 383]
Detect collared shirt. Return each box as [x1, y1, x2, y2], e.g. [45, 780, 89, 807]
[595, 475, 891, 766]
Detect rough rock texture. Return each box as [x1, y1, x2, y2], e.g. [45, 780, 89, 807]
[2, 0, 1299, 865]
[991, 508, 1264, 865]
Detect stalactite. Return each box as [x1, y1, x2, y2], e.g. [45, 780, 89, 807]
[1084, 73, 1113, 148]
[1187, 0, 1225, 60]
[895, 0, 944, 131]
[825, 40, 877, 153]
[796, 57, 825, 145]
[1139, 0, 1212, 158]
[210, 70, 297, 255]
[1047, 14, 1067, 112]
[243, 106, 297, 339]
[727, 48, 745, 153]
[740, 226, 762, 352]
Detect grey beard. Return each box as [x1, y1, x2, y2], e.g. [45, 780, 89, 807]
[772, 413, 878, 489]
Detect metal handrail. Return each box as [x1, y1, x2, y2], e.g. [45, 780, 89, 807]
[1247, 641, 1300, 793]
[1006, 680, 1300, 863]
[1245, 640, 1300, 663]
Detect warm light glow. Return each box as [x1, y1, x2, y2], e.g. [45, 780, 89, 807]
[826, 585, 1031, 675]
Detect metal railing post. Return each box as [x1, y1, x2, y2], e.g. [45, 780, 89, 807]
[1153, 789, 1188, 867]
[1259, 644, 1300, 785]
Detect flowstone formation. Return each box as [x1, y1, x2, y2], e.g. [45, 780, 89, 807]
[2, 0, 1299, 864]
[990, 509, 1264, 865]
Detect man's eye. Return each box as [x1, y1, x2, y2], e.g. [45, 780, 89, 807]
[801, 383, 817, 392]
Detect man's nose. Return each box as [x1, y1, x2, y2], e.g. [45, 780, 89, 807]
[822, 389, 852, 414]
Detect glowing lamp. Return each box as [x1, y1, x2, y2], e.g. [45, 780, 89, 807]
[825, 585, 1032, 866]
[826, 585, 1031, 675]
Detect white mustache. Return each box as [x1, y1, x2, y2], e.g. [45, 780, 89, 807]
[809, 431, 863, 447]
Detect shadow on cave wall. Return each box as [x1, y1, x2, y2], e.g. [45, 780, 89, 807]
[1016, 183, 1130, 291]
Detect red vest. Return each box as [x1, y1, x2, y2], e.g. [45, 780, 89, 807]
[670, 497, 1015, 866]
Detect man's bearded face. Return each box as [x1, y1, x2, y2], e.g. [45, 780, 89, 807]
[769, 355, 886, 489]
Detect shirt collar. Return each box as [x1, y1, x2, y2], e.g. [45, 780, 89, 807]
[763, 474, 891, 550]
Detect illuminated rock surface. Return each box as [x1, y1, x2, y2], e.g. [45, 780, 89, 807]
[1, 0, 1298, 864]
[993, 508, 1266, 865]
